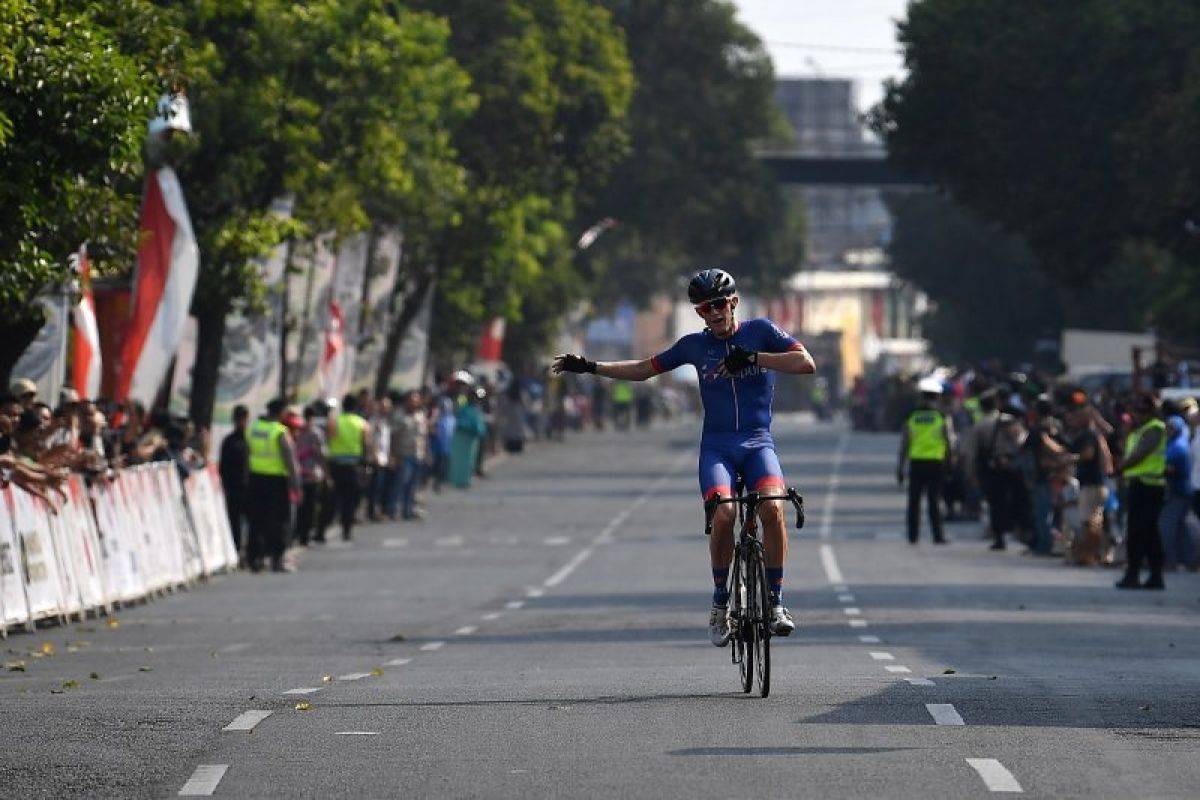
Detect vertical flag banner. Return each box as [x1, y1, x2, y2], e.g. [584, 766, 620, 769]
[115, 166, 200, 407]
[71, 244, 101, 398]
[319, 296, 349, 400]
[476, 317, 506, 363]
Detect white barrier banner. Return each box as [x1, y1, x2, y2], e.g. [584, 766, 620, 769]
[9, 488, 64, 621]
[91, 479, 146, 603]
[163, 467, 204, 581]
[118, 470, 168, 594]
[0, 488, 29, 627]
[64, 476, 109, 612]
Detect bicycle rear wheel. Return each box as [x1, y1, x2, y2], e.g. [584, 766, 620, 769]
[747, 546, 771, 698]
[731, 551, 753, 694]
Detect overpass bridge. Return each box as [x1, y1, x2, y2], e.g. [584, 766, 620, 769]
[757, 151, 926, 186]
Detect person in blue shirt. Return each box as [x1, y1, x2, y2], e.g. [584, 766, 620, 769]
[1159, 414, 1196, 571]
[554, 268, 816, 645]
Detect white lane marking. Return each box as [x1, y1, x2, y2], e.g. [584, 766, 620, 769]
[481, 612, 503, 621]
[966, 759, 1023, 793]
[420, 641, 445, 652]
[820, 544, 845, 585]
[435, 536, 463, 548]
[382, 538, 408, 549]
[334, 731, 380, 736]
[927, 703, 965, 725]
[385, 658, 412, 667]
[337, 672, 371, 681]
[489, 535, 520, 546]
[818, 432, 849, 540]
[906, 678, 936, 687]
[544, 536, 571, 546]
[283, 687, 322, 695]
[849, 619, 868, 628]
[526, 587, 546, 598]
[544, 547, 594, 588]
[179, 764, 229, 796]
[885, 665, 912, 674]
[843, 607, 861, 616]
[869, 651, 895, 661]
[223, 710, 273, 732]
[832, 584, 849, 593]
[505, 601, 525, 610]
[219, 642, 251, 654]
[859, 635, 881, 643]
[454, 626, 477, 636]
[837, 594, 855, 603]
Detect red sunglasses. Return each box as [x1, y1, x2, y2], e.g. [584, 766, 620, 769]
[694, 297, 731, 315]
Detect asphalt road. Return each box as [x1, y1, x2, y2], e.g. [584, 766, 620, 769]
[4, 416, 1200, 799]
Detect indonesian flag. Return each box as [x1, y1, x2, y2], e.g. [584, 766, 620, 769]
[70, 245, 101, 398]
[115, 166, 200, 406]
[319, 297, 348, 399]
[575, 217, 617, 250]
[476, 317, 506, 362]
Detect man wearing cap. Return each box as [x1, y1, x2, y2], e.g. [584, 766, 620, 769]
[1115, 395, 1167, 589]
[897, 377, 955, 544]
[10, 378, 37, 410]
[245, 398, 300, 573]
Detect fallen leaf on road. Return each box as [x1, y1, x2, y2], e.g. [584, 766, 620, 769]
[89, 672, 100, 680]
[1139, 705, 1151, 711]
[942, 668, 957, 675]
[106, 618, 120, 629]
[144, 647, 154, 653]
[138, 666, 153, 672]
[322, 674, 332, 683]
[5, 661, 26, 672]
[40, 642, 55, 656]
[388, 634, 406, 642]
[62, 680, 79, 689]
[295, 702, 313, 712]
[370, 667, 384, 677]
[50, 688, 64, 694]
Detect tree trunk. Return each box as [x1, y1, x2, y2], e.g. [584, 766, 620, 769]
[190, 302, 228, 428]
[0, 314, 47, 393]
[375, 264, 435, 397]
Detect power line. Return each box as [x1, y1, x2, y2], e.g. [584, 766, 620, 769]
[766, 40, 900, 55]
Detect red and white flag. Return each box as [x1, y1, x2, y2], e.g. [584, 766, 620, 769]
[319, 297, 349, 400]
[70, 244, 101, 398]
[115, 166, 200, 406]
[475, 317, 506, 362]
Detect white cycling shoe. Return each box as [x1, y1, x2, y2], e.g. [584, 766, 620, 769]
[769, 605, 796, 636]
[708, 605, 731, 647]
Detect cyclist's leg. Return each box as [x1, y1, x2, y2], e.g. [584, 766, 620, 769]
[700, 443, 737, 605]
[740, 437, 790, 608]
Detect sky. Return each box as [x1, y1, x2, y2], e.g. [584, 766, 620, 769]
[732, 0, 909, 114]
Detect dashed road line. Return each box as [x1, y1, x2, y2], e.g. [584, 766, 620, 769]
[382, 538, 408, 549]
[223, 710, 272, 732]
[526, 587, 546, 598]
[505, 601, 525, 610]
[385, 658, 412, 667]
[820, 544, 845, 585]
[544, 536, 571, 546]
[837, 594, 855, 603]
[849, 619, 868, 628]
[843, 607, 861, 616]
[869, 651, 894, 661]
[966, 758, 1023, 793]
[435, 536, 464, 548]
[906, 677, 936, 687]
[818, 432, 849, 540]
[859, 635, 880, 643]
[179, 764, 228, 796]
[334, 731, 379, 736]
[219, 642, 251, 654]
[283, 687, 322, 695]
[885, 665, 912, 674]
[481, 612, 503, 621]
[926, 703, 965, 725]
[454, 626, 478, 636]
[832, 584, 849, 593]
[544, 547, 594, 588]
[420, 641, 445, 652]
[336, 672, 371, 681]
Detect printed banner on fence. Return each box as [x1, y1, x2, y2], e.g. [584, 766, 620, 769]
[9, 488, 64, 621]
[0, 488, 30, 627]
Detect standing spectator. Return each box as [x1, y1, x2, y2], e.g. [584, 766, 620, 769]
[245, 399, 300, 573]
[1159, 415, 1196, 571]
[366, 395, 393, 521]
[292, 405, 328, 546]
[326, 394, 370, 541]
[9, 378, 37, 410]
[611, 380, 634, 430]
[1065, 394, 1111, 565]
[896, 378, 954, 545]
[427, 383, 456, 492]
[219, 405, 250, 558]
[388, 390, 428, 520]
[475, 379, 496, 478]
[497, 380, 528, 454]
[1025, 395, 1074, 555]
[1115, 395, 1167, 590]
[449, 388, 487, 488]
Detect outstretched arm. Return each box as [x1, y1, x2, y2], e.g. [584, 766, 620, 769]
[552, 354, 657, 382]
[758, 346, 816, 375]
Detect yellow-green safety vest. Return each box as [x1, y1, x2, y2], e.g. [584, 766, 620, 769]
[246, 419, 288, 476]
[328, 412, 367, 461]
[964, 396, 983, 425]
[1124, 418, 1166, 485]
[907, 409, 947, 461]
[612, 382, 634, 404]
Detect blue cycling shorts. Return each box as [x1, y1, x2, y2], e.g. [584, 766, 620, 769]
[698, 430, 786, 501]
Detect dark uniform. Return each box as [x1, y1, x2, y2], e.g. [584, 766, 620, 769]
[327, 406, 368, 541]
[245, 414, 296, 572]
[1117, 414, 1166, 589]
[898, 394, 952, 544]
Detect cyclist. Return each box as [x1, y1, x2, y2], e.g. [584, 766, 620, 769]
[553, 268, 815, 645]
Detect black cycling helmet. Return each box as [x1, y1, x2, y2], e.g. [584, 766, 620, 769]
[687, 268, 736, 304]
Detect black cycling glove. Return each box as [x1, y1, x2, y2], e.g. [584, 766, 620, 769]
[555, 354, 597, 374]
[721, 346, 758, 374]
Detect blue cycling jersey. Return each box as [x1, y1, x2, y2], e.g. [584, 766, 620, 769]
[651, 318, 803, 435]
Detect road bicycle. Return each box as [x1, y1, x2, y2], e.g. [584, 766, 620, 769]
[705, 480, 804, 698]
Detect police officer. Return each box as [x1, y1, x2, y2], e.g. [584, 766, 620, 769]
[245, 398, 300, 573]
[1116, 394, 1166, 589]
[327, 393, 371, 541]
[897, 377, 955, 544]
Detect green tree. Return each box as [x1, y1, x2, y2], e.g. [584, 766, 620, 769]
[0, 0, 182, 381]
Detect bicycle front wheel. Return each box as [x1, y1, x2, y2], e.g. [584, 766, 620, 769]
[747, 545, 771, 698]
[731, 551, 753, 694]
